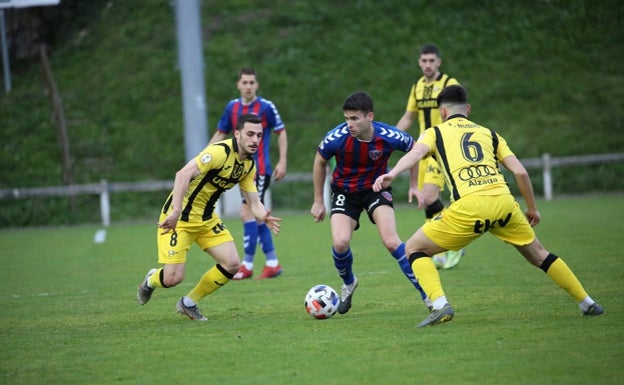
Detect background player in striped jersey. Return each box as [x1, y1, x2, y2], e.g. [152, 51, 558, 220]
[136, 114, 282, 320]
[396, 43, 465, 269]
[311, 91, 432, 314]
[374, 85, 603, 327]
[209, 68, 288, 280]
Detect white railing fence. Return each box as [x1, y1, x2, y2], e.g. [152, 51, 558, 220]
[1, 153, 623, 227]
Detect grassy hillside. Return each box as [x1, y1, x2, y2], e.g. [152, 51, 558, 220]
[1, 0, 623, 226]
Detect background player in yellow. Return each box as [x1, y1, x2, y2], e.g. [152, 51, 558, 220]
[136, 114, 282, 321]
[396, 43, 464, 269]
[374, 85, 603, 327]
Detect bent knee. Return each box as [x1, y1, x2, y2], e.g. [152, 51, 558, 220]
[162, 274, 184, 287]
[332, 239, 351, 254]
[221, 259, 241, 274]
[381, 238, 401, 252]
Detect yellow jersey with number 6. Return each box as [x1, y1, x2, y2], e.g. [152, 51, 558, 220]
[418, 115, 515, 202]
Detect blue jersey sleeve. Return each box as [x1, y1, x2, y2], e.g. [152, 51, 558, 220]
[216, 101, 236, 134]
[374, 121, 414, 152]
[262, 98, 285, 132]
[317, 123, 349, 160]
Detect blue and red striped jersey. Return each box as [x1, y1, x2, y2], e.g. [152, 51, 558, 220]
[318, 121, 414, 192]
[216, 96, 285, 175]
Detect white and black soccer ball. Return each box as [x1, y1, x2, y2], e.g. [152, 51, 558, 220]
[304, 284, 339, 319]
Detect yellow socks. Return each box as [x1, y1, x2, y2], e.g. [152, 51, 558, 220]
[148, 268, 165, 288]
[545, 257, 588, 302]
[411, 256, 446, 303]
[187, 265, 231, 303]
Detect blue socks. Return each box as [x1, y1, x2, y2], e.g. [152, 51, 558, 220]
[332, 247, 354, 285]
[258, 223, 277, 262]
[331, 244, 428, 305]
[242, 221, 258, 264]
[392, 243, 427, 301]
[243, 221, 277, 265]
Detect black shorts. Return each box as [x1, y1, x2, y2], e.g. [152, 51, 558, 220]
[241, 173, 271, 205]
[330, 187, 395, 230]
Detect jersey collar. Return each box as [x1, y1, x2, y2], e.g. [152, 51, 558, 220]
[447, 113, 467, 120]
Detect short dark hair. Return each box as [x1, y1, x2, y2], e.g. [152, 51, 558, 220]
[236, 113, 262, 131]
[419, 43, 440, 56]
[437, 85, 468, 106]
[342, 91, 374, 114]
[238, 67, 257, 80]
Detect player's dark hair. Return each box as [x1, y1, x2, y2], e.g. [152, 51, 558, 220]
[238, 67, 257, 80]
[342, 91, 374, 114]
[419, 43, 440, 56]
[236, 113, 262, 131]
[437, 85, 468, 106]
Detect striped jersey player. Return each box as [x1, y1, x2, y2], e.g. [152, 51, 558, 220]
[311, 91, 432, 314]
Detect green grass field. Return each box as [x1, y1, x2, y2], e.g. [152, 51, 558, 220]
[1, 195, 622, 385]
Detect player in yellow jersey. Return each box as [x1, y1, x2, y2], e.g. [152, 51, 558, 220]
[374, 85, 603, 327]
[136, 114, 282, 321]
[396, 43, 464, 269]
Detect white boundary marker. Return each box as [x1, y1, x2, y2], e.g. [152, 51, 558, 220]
[93, 229, 107, 244]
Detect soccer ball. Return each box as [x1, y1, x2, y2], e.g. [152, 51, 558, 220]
[304, 284, 339, 319]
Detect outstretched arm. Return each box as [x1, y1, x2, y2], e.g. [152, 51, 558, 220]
[242, 190, 282, 234]
[501, 155, 540, 226]
[373, 143, 430, 191]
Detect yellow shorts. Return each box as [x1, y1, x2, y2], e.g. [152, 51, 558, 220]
[157, 214, 233, 264]
[422, 194, 536, 251]
[419, 157, 445, 190]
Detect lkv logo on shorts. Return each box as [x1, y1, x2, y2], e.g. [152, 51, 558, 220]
[369, 150, 383, 161]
